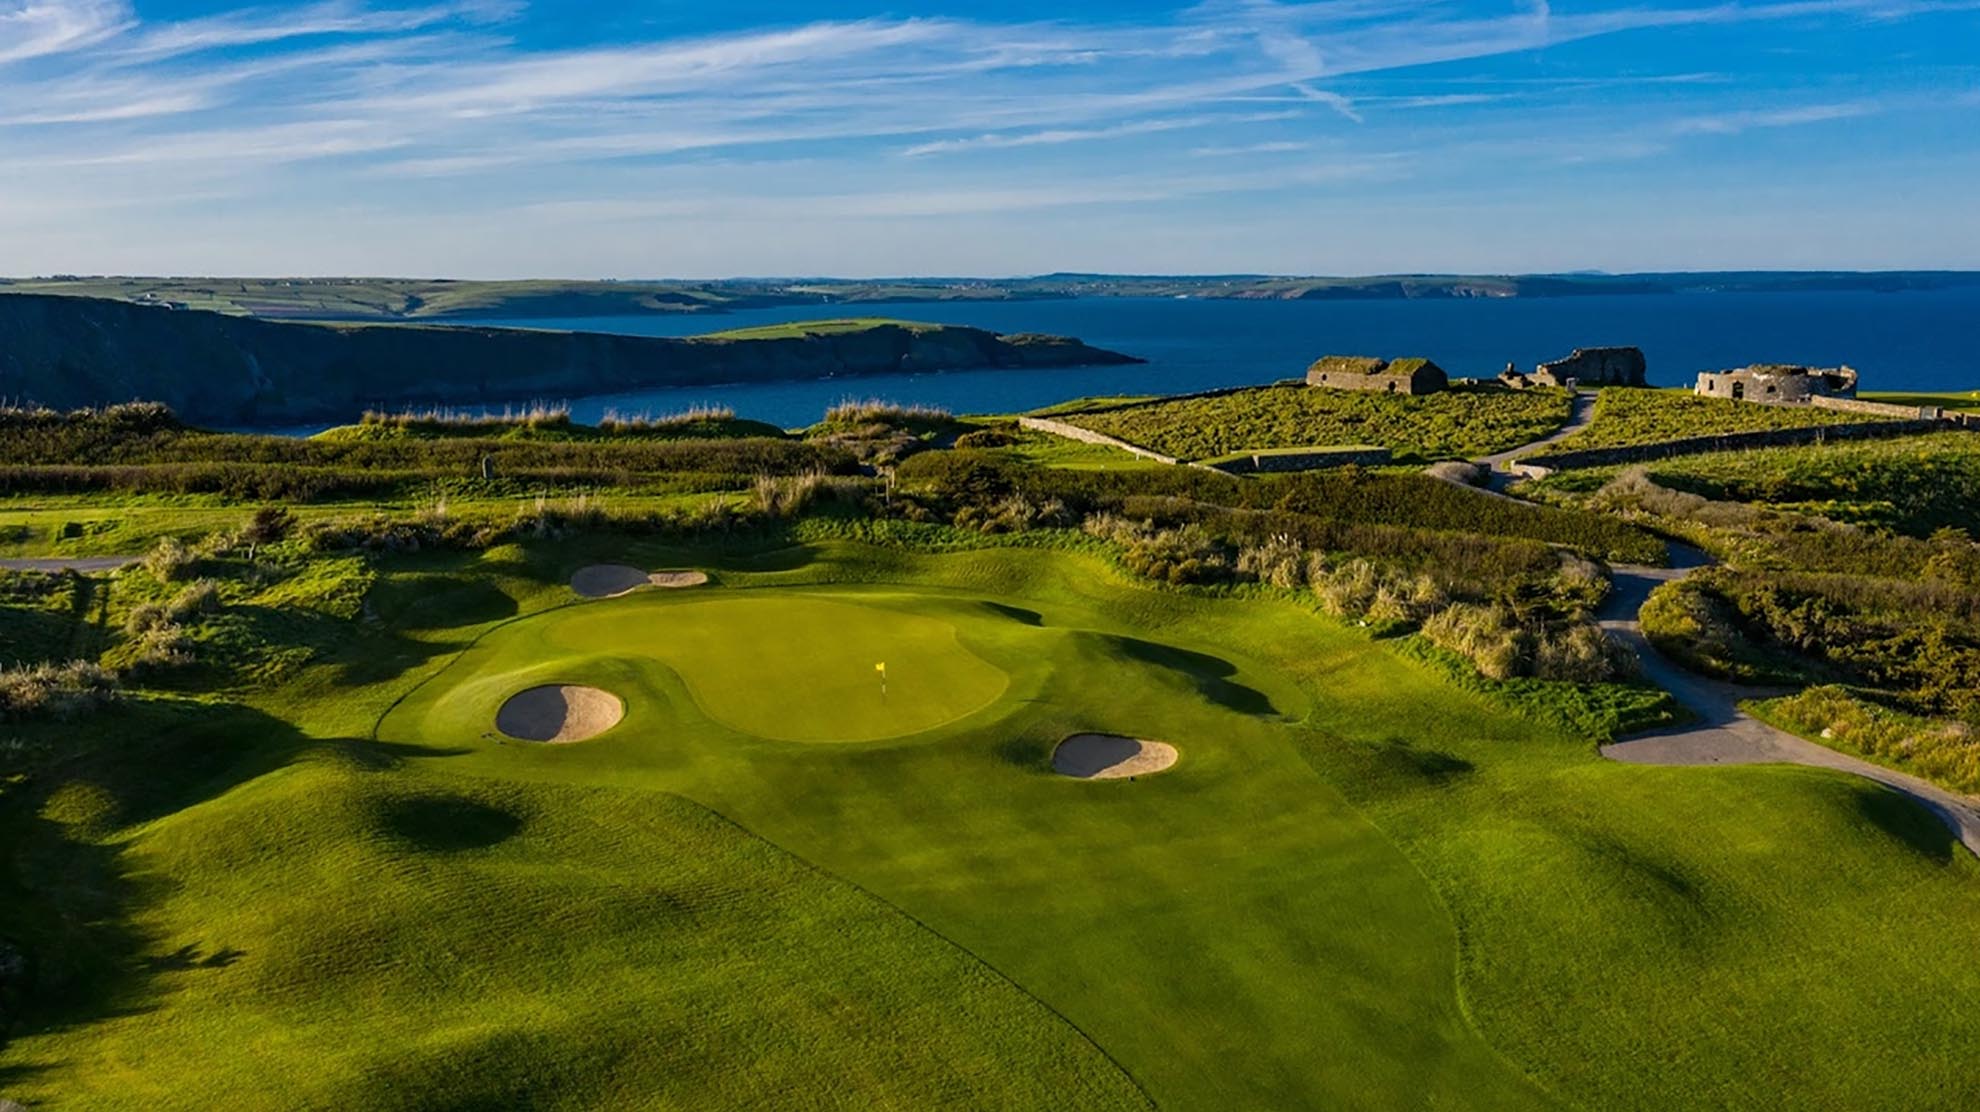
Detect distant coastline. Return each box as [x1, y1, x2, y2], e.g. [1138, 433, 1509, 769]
[4, 270, 1979, 324]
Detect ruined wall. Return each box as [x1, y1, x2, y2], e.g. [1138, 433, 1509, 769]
[1534, 346, 1646, 387]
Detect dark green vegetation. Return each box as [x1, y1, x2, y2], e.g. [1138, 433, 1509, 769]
[0, 295, 1136, 425]
[1553, 387, 1896, 450]
[4, 387, 1980, 1109]
[1546, 458, 1980, 793]
[11, 271, 1980, 321]
[1051, 383, 1573, 462]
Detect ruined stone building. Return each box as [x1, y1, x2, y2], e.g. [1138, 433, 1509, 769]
[1500, 346, 1647, 389]
[1694, 364, 1858, 404]
[1306, 355, 1448, 396]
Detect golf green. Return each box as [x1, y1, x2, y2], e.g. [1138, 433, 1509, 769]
[541, 593, 1010, 742]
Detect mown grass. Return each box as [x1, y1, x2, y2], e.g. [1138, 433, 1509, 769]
[1058, 384, 1572, 462]
[1554, 387, 1897, 450]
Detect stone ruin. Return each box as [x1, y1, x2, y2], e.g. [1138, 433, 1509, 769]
[1694, 364, 1858, 404]
[1306, 355, 1448, 396]
[1500, 346, 1647, 390]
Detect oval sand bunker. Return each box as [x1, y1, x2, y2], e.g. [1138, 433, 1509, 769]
[1053, 734, 1179, 779]
[496, 685, 624, 743]
[571, 565, 708, 598]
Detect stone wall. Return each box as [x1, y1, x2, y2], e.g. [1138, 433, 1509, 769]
[1808, 395, 1944, 420]
[1513, 417, 1952, 473]
[1015, 416, 1180, 465]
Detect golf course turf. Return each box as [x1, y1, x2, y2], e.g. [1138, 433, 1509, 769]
[7, 540, 1980, 1109]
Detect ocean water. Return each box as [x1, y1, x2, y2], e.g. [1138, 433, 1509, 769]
[467, 288, 1980, 428]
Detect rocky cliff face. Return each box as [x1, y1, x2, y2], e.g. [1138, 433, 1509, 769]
[0, 296, 1139, 425]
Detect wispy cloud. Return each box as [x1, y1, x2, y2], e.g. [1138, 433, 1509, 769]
[0, 0, 131, 64]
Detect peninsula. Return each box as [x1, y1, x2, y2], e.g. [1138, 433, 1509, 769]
[0, 295, 1138, 425]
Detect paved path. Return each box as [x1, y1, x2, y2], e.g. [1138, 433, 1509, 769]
[1476, 391, 1596, 492]
[1598, 546, 1980, 858]
[0, 556, 140, 573]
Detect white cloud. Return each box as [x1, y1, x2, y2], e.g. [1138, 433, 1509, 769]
[0, 0, 131, 64]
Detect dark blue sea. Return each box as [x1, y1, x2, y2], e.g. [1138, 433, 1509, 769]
[469, 289, 1980, 428]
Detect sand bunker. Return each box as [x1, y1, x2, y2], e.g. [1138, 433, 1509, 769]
[570, 565, 708, 598]
[495, 685, 624, 743]
[1052, 734, 1179, 779]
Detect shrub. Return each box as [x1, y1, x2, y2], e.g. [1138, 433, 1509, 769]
[1236, 533, 1308, 588]
[0, 660, 121, 721]
[752, 472, 868, 518]
[142, 536, 199, 582]
[954, 428, 1020, 450]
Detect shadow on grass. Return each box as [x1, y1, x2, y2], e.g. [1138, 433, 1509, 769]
[981, 602, 1044, 627]
[1856, 786, 1956, 866]
[365, 576, 520, 630]
[1098, 634, 1280, 717]
[376, 794, 523, 852]
[0, 698, 469, 1086]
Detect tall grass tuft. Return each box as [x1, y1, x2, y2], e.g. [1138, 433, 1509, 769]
[0, 660, 121, 721]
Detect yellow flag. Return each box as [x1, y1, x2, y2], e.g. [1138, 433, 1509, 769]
[875, 662, 887, 675]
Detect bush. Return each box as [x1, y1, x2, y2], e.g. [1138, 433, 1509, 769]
[1081, 514, 1230, 585]
[954, 428, 1020, 450]
[0, 660, 121, 721]
[142, 536, 199, 582]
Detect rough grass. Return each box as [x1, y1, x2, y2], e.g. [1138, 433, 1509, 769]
[1059, 384, 1572, 462]
[1752, 686, 1980, 794]
[1613, 432, 1980, 537]
[1555, 387, 1895, 450]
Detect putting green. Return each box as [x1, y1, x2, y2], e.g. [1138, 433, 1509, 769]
[514, 592, 1009, 743]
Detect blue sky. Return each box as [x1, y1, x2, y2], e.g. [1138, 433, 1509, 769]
[1, 0, 1976, 276]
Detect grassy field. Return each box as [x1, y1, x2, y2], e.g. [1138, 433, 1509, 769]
[1531, 431, 1980, 537]
[1863, 390, 1980, 413]
[7, 537, 1980, 1109]
[1054, 384, 1573, 463]
[1552, 387, 1898, 450]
